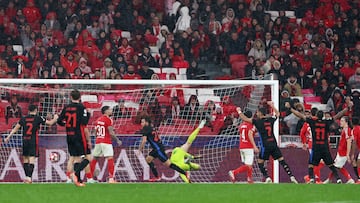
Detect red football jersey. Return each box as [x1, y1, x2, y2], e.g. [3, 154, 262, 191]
[353, 126, 360, 149]
[95, 115, 113, 144]
[239, 122, 256, 149]
[338, 127, 352, 156]
[300, 122, 312, 148]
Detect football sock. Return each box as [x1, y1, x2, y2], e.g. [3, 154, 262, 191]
[233, 165, 248, 175]
[308, 167, 314, 179]
[28, 164, 34, 178]
[329, 165, 340, 180]
[314, 162, 324, 179]
[187, 128, 200, 144]
[74, 163, 81, 180]
[108, 158, 115, 178]
[247, 166, 253, 179]
[90, 159, 97, 176]
[66, 171, 71, 179]
[23, 163, 30, 177]
[339, 168, 351, 179]
[148, 162, 159, 177]
[189, 162, 200, 170]
[86, 172, 92, 180]
[170, 163, 186, 175]
[353, 166, 358, 178]
[258, 162, 268, 177]
[357, 167, 360, 179]
[279, 160, 293, 176]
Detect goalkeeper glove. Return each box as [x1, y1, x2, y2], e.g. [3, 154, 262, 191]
[198, 120, 206, 129]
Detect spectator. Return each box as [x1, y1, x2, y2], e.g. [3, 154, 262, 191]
[155, 104, 172, 126]
[138, 65, 155, 80]
[182, 94, 200, 120]
[5, 94, 22, 124]
[140, 47, 157, 67]
[113, 54, 127, 73]
[315, 78, 333, 103]
[158, 51, 173, 68]
[248, 39, 266, 61]
[170, 96, 182, 120]
[186, 59, 205, 80]
[348, 67, 360, 89]
[77, 57, 92, 74]
[113, 99, 131, 119]
[283, 74, 302, 97]
[173, 6, 191, 34]
[225, 31, 246, 56]
[118, 38, 134, 64]
[122, 65, 141, 80]
[326, 88, 345, 115]
[218, 115, 238, 135]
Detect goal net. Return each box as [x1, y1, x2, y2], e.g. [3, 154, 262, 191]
[0, 78, 279, 183]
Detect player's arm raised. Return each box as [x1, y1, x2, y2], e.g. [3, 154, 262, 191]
[237, 107, 252, 123]
[4, 123, 21, 143]
[109, 126, 122, 146]
[285, 102, 306, 120]
[334, 101, 353, 120]
[267, 101, 280, 118]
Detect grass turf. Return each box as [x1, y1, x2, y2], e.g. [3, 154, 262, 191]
[0, 183, 358, 203]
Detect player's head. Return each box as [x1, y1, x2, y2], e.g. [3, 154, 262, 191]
[141, 116, 152, 127]
[70, 89, 81, 101]
[340, 116, 351, 128]
[28, 104, 38, 114]
[352, 117, 360, 126]
[316, 110, 324, 120]
[256, 107, 267, 117]
[310, 107, 318, 117]
[243, 111, 252, 119]
[101, 105, 113, 116]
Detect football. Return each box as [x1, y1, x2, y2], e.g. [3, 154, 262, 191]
[49, 152, 60, 162]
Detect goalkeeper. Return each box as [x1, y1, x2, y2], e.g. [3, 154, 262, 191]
[170, 119, 206, 181]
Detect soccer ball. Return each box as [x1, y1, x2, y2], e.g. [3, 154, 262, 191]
[49, 152, 60, 162]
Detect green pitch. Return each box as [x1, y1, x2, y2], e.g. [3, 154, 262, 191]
[0, 183, 358, 203]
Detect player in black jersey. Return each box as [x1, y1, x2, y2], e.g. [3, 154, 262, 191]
[4, 104, 58, 183]
[238, 101, 298, 183]
[286, 102, 352, 183]
[57, 89, 90, 187]
[137, 116, 190, 183]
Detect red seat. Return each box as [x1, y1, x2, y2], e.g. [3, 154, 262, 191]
[304, 96, 322, 103]
[157, 95, 171, 106]
[231, 61, 248, 78]
[302, 89, 314, 95]
[0, 45, 5, 53]
[229, 54, 247, 64]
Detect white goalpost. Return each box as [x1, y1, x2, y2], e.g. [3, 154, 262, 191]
[0, 79, 279, 183]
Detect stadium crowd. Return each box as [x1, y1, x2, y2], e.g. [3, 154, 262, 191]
[0, 0, 360, 135]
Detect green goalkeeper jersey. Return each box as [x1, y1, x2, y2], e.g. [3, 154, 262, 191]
[170, 147, 193, 163]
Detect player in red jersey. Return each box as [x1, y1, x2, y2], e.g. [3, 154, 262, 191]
[323, 116, 355, 184]
[351, 117, 360, 183]
[228, 110, 259, 183]
[89, 106, 122, 183]
[301, 108, 324, 183]
[4, 104, 58, 183]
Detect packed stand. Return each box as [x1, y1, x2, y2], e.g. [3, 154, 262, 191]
[0, 0, 359, 136]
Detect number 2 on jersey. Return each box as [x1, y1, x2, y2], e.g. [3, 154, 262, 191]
[26, 123, 33, 135]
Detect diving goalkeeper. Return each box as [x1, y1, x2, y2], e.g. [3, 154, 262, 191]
[170, 119, 206, 182]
